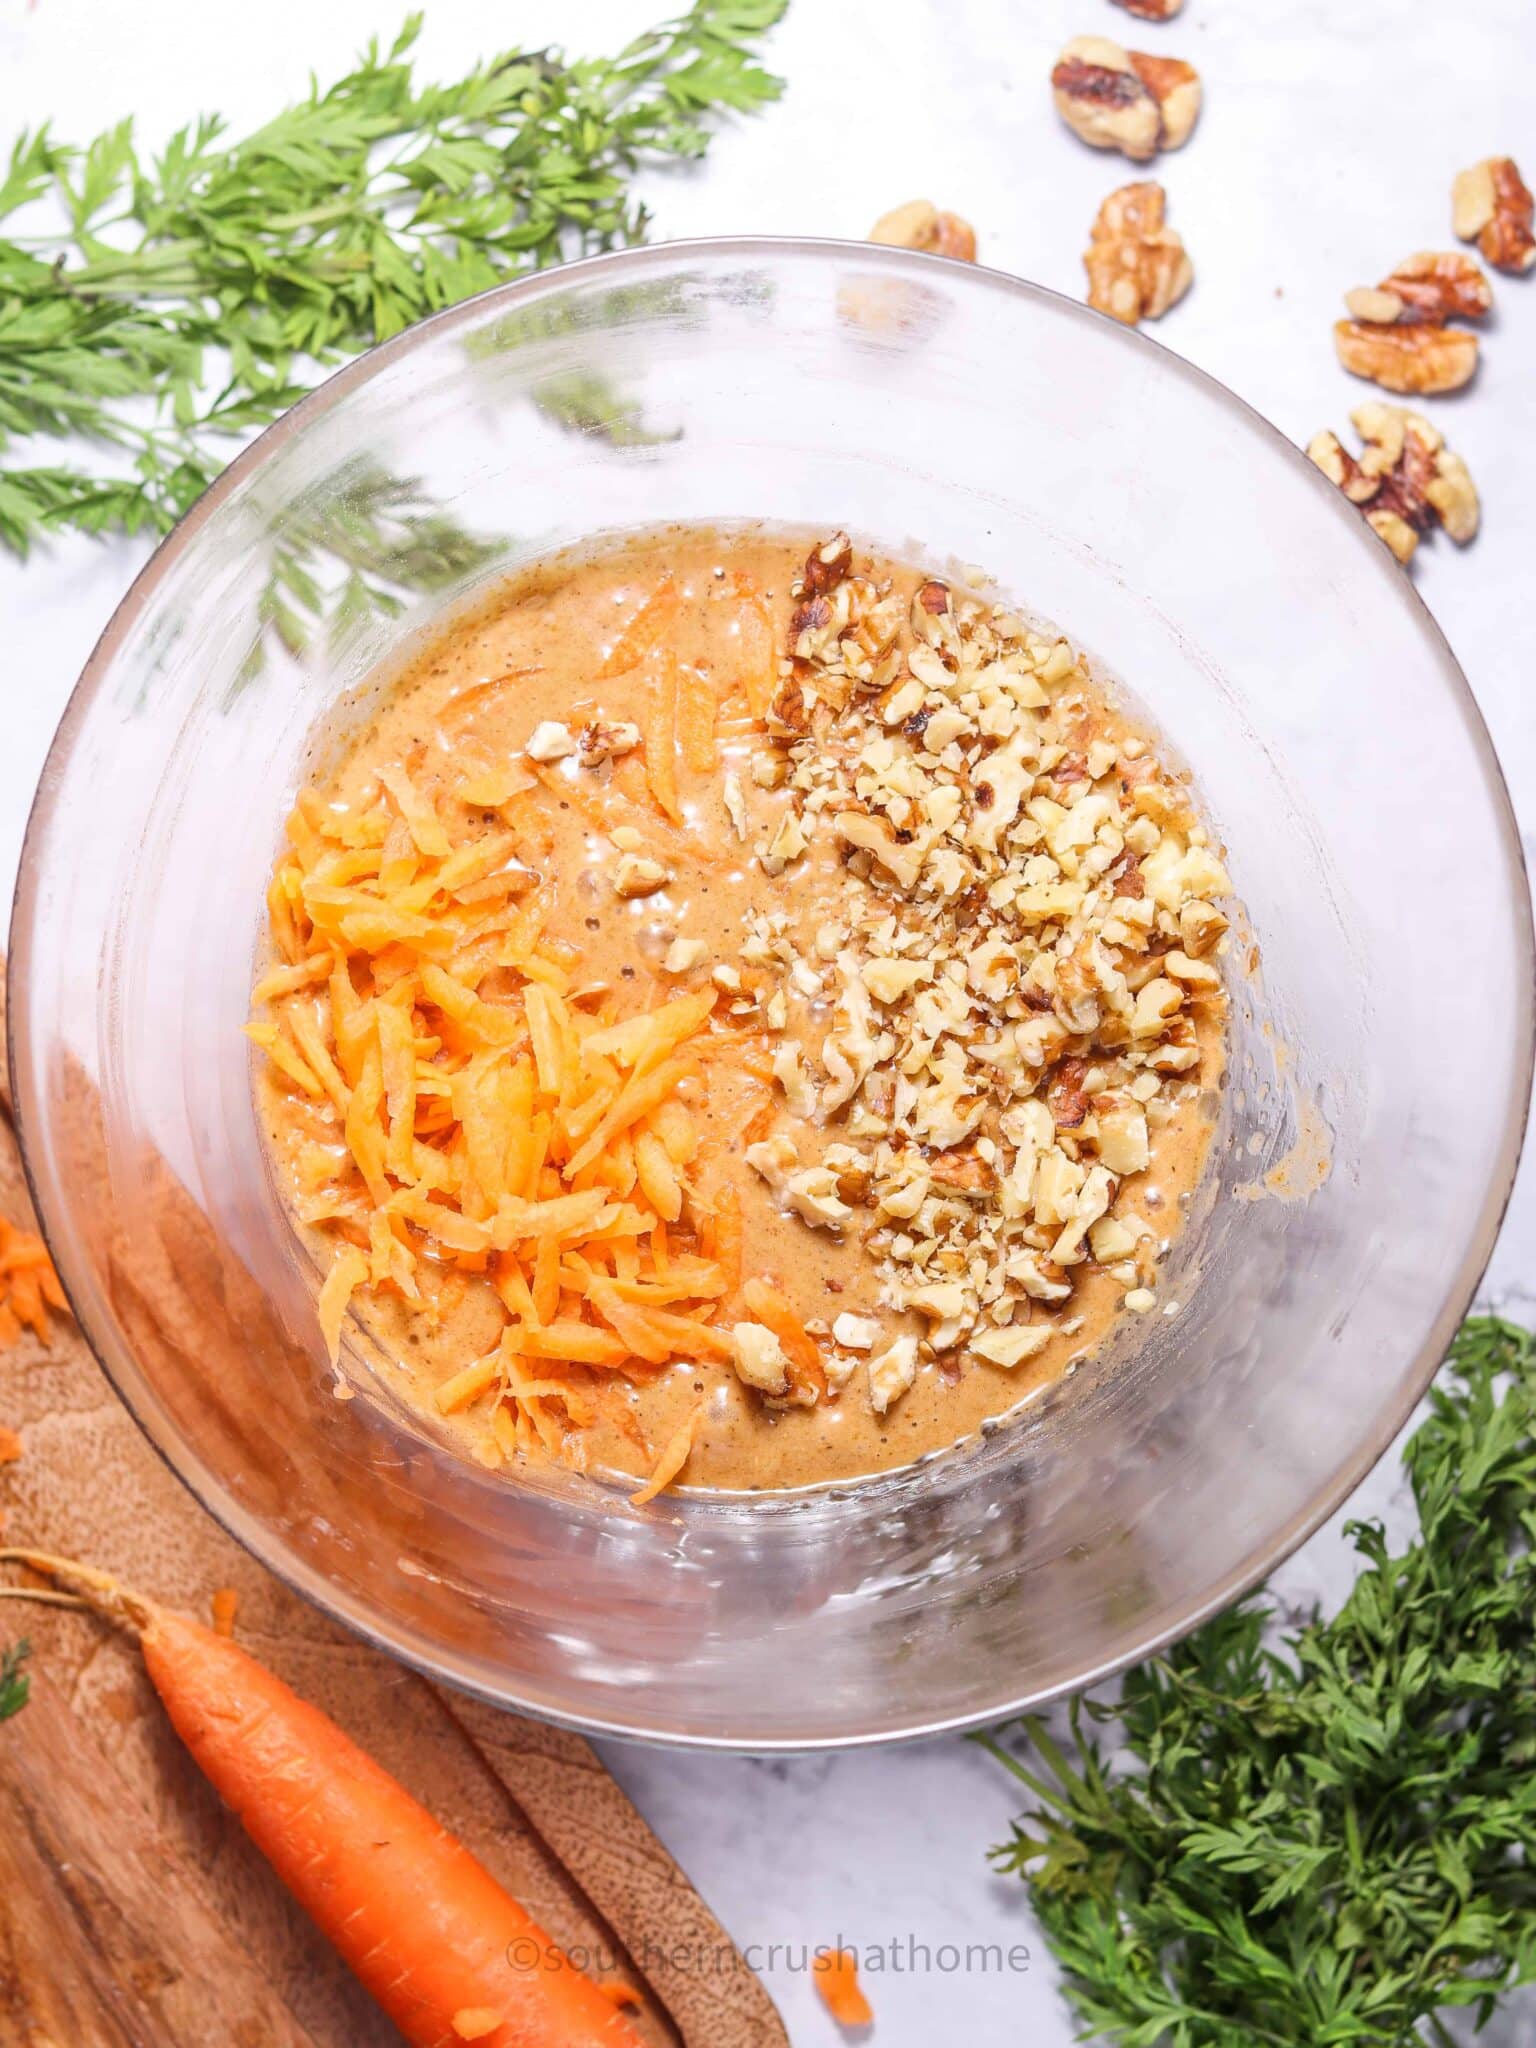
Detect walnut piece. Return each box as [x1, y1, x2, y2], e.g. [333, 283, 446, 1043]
[1084, 181, 1193, 325]
[1333, 320, 1479, 396]
[611, 853, 671, 899]
[1453, 156, 1536, 275]
[731, 1322, 791, 1400]
[1307, 404, 1479, 564]
[1335, 252, 1488, 394]
[1051, 37, 1201, 160]
[1343, 251, 1493, 326]
[868, 201, 977, 262]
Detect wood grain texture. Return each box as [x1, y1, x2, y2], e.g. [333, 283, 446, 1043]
[0, 1670, 321, 2048]
[0, 959, 786, 2048]
[447, 1701, 791, 2048]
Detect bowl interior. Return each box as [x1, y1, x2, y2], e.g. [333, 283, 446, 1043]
[11, 241, 1532, 1747]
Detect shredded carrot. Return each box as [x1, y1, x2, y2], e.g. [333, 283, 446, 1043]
[317, 1246, 369, 1366]
[677, 663, 717, 773]
[531, 1233, 562, 1325]
[597, 577, 678, 678]
[731, 579, 778, 719]
[250, 764, 748, 1474]
[436, 1353, 503, 1415]
[629, 1404, 703, 1506]
[639, 644, 683, 825]
[0, 1427, 21, 1466]
[510, 1322, 629, 1369]
[709, 1185, 744, 1296]
[815, 1948, 874, 2028]
[0, 1217, 69, 1347]
[210, 1587, 239, 1638]
[648, 1099, 698, 1167]
[633, 1131, 683, 1222]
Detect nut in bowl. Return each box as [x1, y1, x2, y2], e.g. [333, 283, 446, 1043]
[14, 241, 1531, 1748]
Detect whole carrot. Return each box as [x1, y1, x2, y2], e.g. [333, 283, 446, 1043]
[0, 1550, 643, 2048]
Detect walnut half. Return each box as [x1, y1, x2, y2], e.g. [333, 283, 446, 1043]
[1335, 250, 1488, 395]
[1084, 181, 1192, 326]
[1051, 37, 1201, 160]
[1452, 156, 1536, 275]
[1307, 404, 1479, 565]
[1333, 323, 1479, 396]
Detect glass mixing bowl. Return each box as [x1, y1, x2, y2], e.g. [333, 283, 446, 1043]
[10, 241, 1532, 1748]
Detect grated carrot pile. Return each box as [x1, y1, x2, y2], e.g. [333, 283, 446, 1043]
[0, 1216, 69, 1350]
[248, 759, 740, 1495]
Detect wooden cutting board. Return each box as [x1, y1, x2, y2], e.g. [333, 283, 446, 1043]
[0, 962, 785, 2048]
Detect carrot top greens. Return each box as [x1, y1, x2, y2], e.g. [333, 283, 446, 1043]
[981, 1315, 1536, 2046]
[0, 1638, 28, 1721]
[0, 3, 786, 557]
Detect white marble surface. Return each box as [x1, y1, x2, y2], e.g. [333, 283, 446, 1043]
[2, 2, 1532, 2041]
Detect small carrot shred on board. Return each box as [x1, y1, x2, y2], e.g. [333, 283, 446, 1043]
[0, 1428, 21, 1466]
[210, 1587, 239, 1638]
[815, 1948, 874, 2028]
[0, 1551, 648, 2048]
[0, 1215, 70, 1348]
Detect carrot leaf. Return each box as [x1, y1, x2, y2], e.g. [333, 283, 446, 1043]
[0, 1637, 30, 1721]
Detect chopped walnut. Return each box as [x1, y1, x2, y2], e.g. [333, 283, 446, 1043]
[1335, 251, 1488, 395]
[969, 1324, 1052, 1369]
[1307, 404, 1479, 564]
[735, 532, 1229, 1376]
[802, 532, 854, 596]
[524, 720, 575, 762]
[1084, 181, 1193, 325]
[868, 200, 978, 262]
[731, 1322, 791, 1399]
[1052, 38, 1201, 160]
[578, 719, 641, 765]
[611, 853, 671, 899]
[1453, 157, 1536, 275]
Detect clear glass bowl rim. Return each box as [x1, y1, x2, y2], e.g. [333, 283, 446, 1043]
[8, 236, 1535, 1750]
